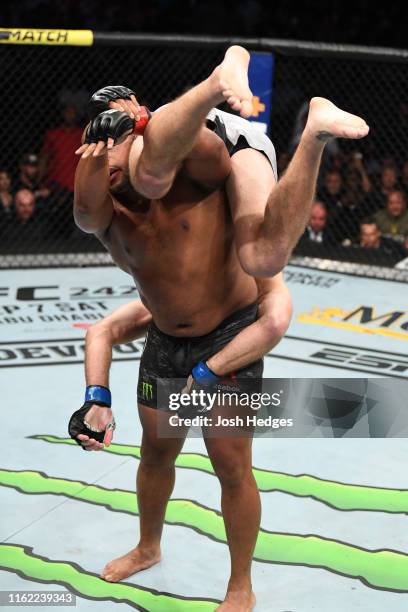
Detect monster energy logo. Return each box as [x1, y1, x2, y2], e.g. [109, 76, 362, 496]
[142, 382, 153, 400]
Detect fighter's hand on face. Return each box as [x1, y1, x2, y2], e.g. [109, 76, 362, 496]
[75, 109, 135, 159]
[75, 139, 115, 159]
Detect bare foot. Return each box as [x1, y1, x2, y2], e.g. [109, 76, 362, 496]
[101, 546, 161, 582]
[216, 590, 256, 611]
[211, 45, 253, 118]
[305, 97, 369, 142]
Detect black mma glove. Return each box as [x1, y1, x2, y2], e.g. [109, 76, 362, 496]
[85, 109, 135, 145]
[68, 386, 116, 450]
[88, 85, 136, 119]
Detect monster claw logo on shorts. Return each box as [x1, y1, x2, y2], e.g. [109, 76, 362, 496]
[142, 381, 153, 400]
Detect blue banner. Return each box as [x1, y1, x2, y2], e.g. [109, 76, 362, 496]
[248, 51, 274, 134]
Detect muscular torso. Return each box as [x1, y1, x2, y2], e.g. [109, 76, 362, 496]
[99, 172, 257, 336]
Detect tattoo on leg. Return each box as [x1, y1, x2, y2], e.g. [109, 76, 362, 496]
[316, 130, 334, 141]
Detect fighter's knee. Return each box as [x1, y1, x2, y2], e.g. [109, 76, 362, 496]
[132, 163, 176, 200]
[261, 311, 291, 343]
[209, 448, 250, 487]
[140, 443, 178, 469]
[238, 250, 288, 279]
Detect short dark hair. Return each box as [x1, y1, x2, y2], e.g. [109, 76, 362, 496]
[360, 217, 376, 226]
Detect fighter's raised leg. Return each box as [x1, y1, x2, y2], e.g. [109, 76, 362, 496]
[230, 97, 369, 277]
[130, 45, 253, 199]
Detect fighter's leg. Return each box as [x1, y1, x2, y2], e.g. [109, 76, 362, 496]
[229, 98, 369, 277]
[203, 412, 258, 612]
[130, 46, 253, 199]
[101, 404, 187, 582]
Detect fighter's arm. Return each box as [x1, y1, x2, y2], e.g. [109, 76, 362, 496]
[74, 107, 139, 233]
[85, 299, 152, 386]
[206, 273, 292, 376]
[73, 126, 114, 234]
[83, 277, 289, 395]
[83, 276, 289, 388]
[69, 299, 152, 451]
[72, 277, 291, 447]
[179, 272, 291, 413]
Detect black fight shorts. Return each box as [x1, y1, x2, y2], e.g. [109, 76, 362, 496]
[137, 302, 263, 410]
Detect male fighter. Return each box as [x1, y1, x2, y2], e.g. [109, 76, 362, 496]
[75, 273, 292, 446]
[70, 46, 368, 611]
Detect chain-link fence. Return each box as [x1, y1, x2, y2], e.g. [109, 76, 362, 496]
[1, 33, 408, 275]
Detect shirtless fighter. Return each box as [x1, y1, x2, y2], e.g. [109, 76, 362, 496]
[69, 46, 368, 611]
[78, 273, 292, 444]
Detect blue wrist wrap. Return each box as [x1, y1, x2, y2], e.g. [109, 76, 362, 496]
[85, 385, 112, 407]
[192, 362, 219, 387]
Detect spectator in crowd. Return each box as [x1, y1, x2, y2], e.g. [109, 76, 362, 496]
[0, 169, 14, 239]
[400, 160, 408, 197]
[299, 201, 334, 245]
[12, 189, 45, 243]
[0, 169, 14, 215]
[348, 151, 372, 194]
[16, 153, 40, 191]
[333, 191, 361, 244]
[40, 104, 83, 195]
[361, 141, 382, 177]
[39, 105, 83, 241]
[328, 152, 345, 173]
[358, 218, 406, 259]
[277, 151, 290, 176]
[14, 189, 37, 224]
[318, 170, 344, 213]
[16, 153, 51, 202]
[369, 164, 400, 211]
[330, 169, 373, 244]
[342, 163, 371, 211]
[374, 190, 408, 242]
[381, 165, 399, 194]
